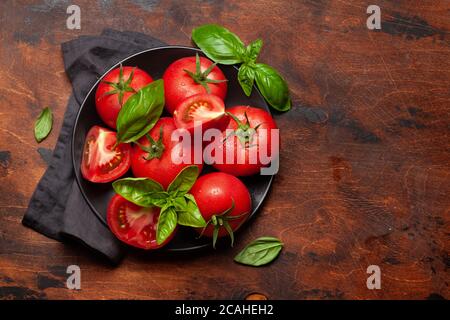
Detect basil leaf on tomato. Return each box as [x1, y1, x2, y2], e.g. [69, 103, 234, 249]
[34, 107, 53, 143]
[192, 24, 245, 65]
[156, 205, 178, 245]
[171, 196, 188, 210]
[238, 64, 256, 97]
[254, 63, 291, 112]
[167, 165, 199, 195]
[116, 79, 165, 143]
[112, 177, 165, 207]
[176, 194, 206, 228]
[246, 39, 263, 63]
[234, 237, 283, 266]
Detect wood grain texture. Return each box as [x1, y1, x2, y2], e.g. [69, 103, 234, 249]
[0, 0, 449, 300]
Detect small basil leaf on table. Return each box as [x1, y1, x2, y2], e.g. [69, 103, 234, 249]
[167, 165, 199, 195]
[116, 79, 165, 144]
[176, 194, 206, 228]
[112, 177, 165, 207]
[192, 24, 246, 65]
[238, 64, 256, 97]
[245, 39, 263, 63]
[34, 107, 53, 143]
[234, 237, 283, 267]
[254, 63, 291, 112]
[156, 205, 178, 245]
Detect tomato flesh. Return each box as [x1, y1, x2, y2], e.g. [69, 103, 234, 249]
[190, 172, 252, 238]
[174, 93, 228, 134]
[81, 126, 131, 183]
[107, 194, 173, 249]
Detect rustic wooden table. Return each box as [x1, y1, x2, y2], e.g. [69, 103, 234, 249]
[0, 0, 448, 300]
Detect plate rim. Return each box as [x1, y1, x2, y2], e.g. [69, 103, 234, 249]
[71, 45, 274, 252]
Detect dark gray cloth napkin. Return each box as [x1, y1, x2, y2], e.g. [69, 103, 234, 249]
[22, 29, 166, 265]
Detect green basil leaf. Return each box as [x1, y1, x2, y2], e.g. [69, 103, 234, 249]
[172, 196, 188, 211]
[246, 39, 263, 62]
[238, 64, 255, 97]
[192, 24, 245, 65]
[34, 107, 53, 143]
[167, 165, 199, 195]
[254, 63, 291, 112]
[112, 177, 165, 207]
[150, 194, 172, 207]
[234, 237, 283, 267]
[156, 206, 178, 245]
[116, 79, 165, 143]
[176, 194, 206, 228]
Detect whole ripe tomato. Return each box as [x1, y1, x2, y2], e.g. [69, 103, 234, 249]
[107, 194, 174, 249]
[189, 172, 252, 247]
[81, 125, 131, 183]
[163, 54, 227, 114]
[211, 106, 278, 176]
[173, 93, 229, 134]
[131, 117, 203, 190]
[95, 66, 153, 129]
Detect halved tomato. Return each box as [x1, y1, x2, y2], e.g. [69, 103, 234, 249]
[81, 125, 131, 183]
[173, 93, 229, 134]
[107, 194, 174, 249]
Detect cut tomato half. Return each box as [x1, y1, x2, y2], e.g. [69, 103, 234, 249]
[107, 194, 175, 250]
[173, 93, 228, 134]
[81, 125, 131, 183]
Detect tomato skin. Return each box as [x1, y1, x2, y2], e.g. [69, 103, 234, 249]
[163, 56, 227, 114]
[107, 194, 174, 249]
[190, 172, 252, 238]
[173, 93, 229, 134]
[212, 106, 278, 176]
[81, 125, 131, 183]
[95, 66, 153, 129]
[130, 117, 203, 190]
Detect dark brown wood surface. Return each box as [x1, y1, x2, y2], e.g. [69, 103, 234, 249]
[0, 0, 449, 300]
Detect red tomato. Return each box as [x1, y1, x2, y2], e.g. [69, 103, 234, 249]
[95, 66, 153, 129]
[190, 172, 252, 246]
[81, 125, 131, 183]
[163, 55, 227, 114]
[107, 194, 174, 249]
[211, 106, 278, 176]
[131, 117, 203, 190]
[173, 93, 229, 134]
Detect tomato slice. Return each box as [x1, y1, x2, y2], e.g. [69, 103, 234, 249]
[107, 194, 174, 249]
[81, 125, 131, 183]
[173, 93, 228, 133]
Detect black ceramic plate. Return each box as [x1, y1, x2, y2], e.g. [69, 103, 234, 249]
[72, 46, 273, 251]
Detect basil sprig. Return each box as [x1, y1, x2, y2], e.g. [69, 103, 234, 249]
[116, 79, 165, 144]
[34, 107, 53, 143]
[234, 237, 283, 266]
[112, 166, 206, 245]
[192, 24, 291, 112]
